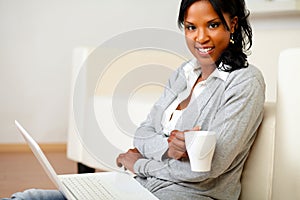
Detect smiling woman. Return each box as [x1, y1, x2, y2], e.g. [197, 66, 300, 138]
[117, 0, 264, 200]
[182, 1, 236, 74]
[3, 0, 265, 199]
[178, 0, 252, 74]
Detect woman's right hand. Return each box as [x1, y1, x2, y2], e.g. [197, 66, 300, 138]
[167, 126, 200, 160]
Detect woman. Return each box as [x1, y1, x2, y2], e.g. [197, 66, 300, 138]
[117, 0, 264, 199]
[4, 0, 264, 199]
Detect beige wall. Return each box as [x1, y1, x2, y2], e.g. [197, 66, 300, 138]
[249, 13, 300, 102]
[0, 0, 180, 143]
[0, 0, 299, 143]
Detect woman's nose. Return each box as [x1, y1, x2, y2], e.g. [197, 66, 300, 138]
[195, 28, 209, 43]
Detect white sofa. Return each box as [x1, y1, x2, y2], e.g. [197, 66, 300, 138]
[67, 47, 300, 199]
[240, 48, 300, 200]
[271, 48, 300, 200]
[240, 102, 275, 199]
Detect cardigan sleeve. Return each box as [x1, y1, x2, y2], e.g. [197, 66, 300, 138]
[133, 65, 187, 161]
[133, 66, 265, 183]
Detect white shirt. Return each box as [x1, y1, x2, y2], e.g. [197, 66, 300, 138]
[162, 60, 230, 136]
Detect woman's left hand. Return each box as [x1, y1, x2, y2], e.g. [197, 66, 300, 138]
[167, 126, 201, 160]
[116, 148, 143, 173]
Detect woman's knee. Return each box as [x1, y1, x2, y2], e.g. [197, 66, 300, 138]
[8, 189, 66, 200]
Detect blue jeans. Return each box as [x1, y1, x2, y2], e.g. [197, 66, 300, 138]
[1, 189, 66, 200]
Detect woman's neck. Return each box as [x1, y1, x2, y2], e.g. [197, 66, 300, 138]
[200, 64, 216, 80]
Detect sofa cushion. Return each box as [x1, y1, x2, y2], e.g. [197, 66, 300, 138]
[239, 102, 276, 200]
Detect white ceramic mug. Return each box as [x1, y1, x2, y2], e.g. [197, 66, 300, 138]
[185, 131, 216, 172]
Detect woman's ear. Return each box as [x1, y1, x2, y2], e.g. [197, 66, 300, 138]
[230, 16, 238, 33]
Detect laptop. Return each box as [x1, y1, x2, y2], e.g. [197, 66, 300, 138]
[15, 120, 158, 200]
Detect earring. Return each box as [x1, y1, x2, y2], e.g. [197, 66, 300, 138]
[230, 34, 235, 44]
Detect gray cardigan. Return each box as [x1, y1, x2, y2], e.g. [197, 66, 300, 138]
[133, 60, 265, 200]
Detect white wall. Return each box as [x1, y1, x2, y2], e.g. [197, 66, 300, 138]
[249, 13, 300, 101]
[0, 0, 181, 143]
[0, 0, 299, 143]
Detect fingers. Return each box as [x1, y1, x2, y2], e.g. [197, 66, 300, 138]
[184, 126, 201, 133]
[168, 130, 184, 142]
[174, 131, 185, 141]
[128, 148, 140, 153]
[166, 127, 201, 160]
[170, 136, 186, 152]
[167, 130, 179, 143]
[167, 144, 186, 160]
[117, 148, 139, 166]
[169, 126, 201, 142]
[192, 126, 201, 131]
[170, 132, 186, 153]
[116, 153, 125, 167]
[116, 149, 143, 173]
[167, 131, 187, 160]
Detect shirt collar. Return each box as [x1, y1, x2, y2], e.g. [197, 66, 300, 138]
[183, 58, 229, 82]
[208, 66, 229, 82]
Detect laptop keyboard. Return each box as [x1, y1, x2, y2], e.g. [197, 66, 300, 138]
[61, 175, 118, 200]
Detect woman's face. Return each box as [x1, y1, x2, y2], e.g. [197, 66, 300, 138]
[184, 0, 237, 67]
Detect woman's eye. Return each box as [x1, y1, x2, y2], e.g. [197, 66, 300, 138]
[208, 22, 220, 29]
[185, 25, 196, 31]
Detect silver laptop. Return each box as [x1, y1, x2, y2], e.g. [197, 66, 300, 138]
[15, 120, 158, 200]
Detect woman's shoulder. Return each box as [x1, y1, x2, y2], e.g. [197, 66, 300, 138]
[228, 64, 265, 87]
[168, 59, 195, 81]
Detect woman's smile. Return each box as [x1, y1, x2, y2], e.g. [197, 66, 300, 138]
[184, 1, 237, 68]
[194, 45, 214, 56]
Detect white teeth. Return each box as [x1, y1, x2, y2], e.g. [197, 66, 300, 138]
[196, 47, 212, 53]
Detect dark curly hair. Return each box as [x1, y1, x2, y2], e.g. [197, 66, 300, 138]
[177, 0, 252, 72]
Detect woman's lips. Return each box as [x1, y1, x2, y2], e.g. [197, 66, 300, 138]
[195, 47, 214, 55]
